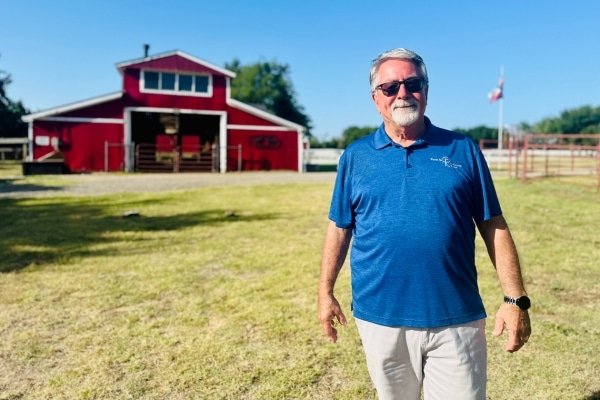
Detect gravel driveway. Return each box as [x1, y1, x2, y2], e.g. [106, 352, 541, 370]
[0, 172, 337, 198]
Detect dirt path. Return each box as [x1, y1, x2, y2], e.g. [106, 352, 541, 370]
[0, 172, 337, 198]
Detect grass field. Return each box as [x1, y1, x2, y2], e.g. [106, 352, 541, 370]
[1, 164, 599, 399]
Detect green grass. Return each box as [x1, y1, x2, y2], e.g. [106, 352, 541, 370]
[0, 176, 599, 399]
[0, 161, 21, 178]
[0, 161, 80, 190]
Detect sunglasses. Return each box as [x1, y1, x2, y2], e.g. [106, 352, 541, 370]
[376, 77, 427, 97]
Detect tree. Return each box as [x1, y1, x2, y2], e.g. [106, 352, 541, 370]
[309, 126, 376, 149]
[225, 58, 313, 136]
[453, 125, 497, 143]
[308, 135, 340, 149]
[0, 63, 28, 137]
[340, 126, 377, 148]
[532, 105, 600, 134]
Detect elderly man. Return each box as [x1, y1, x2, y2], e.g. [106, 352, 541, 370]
[318, 48, 531, 400]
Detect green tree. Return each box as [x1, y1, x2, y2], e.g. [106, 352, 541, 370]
[340, 126, 377, 148]
[453, 125, 497, 143]
[580, 123, 600, 134]
[307, 126, 376, 149]
[225, 58, 312, 136]
[309, 136, 341, 149]
[0, 64, 28, 137]
[532, 105, 600, 134]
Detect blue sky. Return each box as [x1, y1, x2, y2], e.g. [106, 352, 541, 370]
[1, 0, 599, 140]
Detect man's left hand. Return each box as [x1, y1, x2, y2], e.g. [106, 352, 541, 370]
[493, 303, 531, 352]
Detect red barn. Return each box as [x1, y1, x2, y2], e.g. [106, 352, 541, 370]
[22, 50, 307, 173]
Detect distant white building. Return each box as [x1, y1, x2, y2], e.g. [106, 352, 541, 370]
[304, 148, 343, 172]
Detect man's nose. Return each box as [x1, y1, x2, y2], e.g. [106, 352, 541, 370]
[396, 83, 409, 99]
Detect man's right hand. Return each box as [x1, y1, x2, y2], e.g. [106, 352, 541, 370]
[318, 295, 347, 343]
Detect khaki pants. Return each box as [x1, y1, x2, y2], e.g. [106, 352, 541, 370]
[355, 318, 487, 400]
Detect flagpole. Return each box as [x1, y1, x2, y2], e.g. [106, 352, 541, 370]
[496, 65, 504, 171]
[497, 65, 504, 152]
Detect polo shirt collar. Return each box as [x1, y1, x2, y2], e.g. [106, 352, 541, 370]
[373, 116, 440, 149]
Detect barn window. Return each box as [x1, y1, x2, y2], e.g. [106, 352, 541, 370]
[179, 75, 193, 91]
[195, 76, 209, 93]
[141, 70, 211, 96]
[144, 71, 160, 89]
[162, 73, 176, 90]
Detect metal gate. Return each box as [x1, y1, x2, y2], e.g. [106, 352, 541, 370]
[135, 143, 216, 172]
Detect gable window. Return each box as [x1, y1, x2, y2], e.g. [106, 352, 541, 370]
[162, 73, 176, 90]
[141, 70, 212, 96]
[144, 71, 159, 89]
[179, 75, 193, 91]
[195, 75, 209, 93]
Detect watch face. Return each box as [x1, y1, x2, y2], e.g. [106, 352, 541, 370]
[516, 296, 531, 310]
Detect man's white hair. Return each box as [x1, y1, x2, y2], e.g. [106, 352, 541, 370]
[369, 48, 429, 93]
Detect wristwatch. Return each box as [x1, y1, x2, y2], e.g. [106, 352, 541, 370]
[504, 295, 531, 310]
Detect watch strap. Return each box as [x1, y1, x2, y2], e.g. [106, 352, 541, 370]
[504, 295, 530, 310]
[504, 295, 518, 306]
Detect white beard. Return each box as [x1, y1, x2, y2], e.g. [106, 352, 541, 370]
[392, 102, 420, 126]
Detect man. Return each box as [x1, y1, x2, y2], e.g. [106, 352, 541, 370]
[317, 48, 531, 400]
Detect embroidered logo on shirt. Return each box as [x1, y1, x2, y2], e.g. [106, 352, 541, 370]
[430, 156, 462, 169]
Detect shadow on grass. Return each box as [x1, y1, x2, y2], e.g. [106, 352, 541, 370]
[0, 178, 65, 195]
[585, 391, 600, 400]
[0, 197, 280, 273]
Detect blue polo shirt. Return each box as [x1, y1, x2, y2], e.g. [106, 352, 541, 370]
[329, 118, 501, 328]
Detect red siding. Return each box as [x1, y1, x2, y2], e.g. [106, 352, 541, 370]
[122, 54, 223, 75]
[226, 106, 282, 126]
[33, 121, 123, 172]
[32, 121, 61, 160]
[61, 98, 127, 119]
[228, 129, 298, 171]
[28, 51, 303, 173]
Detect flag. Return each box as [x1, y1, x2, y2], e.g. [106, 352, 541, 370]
[488, 75, 503, 103]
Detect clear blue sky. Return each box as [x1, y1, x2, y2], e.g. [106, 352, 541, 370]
[2, 0, 599, 140]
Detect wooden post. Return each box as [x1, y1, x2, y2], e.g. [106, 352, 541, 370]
[521, 135, 529, 184]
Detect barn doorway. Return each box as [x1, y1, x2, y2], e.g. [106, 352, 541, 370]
[130, 111, 221, 172]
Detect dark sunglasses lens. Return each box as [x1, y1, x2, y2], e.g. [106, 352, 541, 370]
[379, 79, 424, 96]
[381, 82, 400, 96]
[404, 79, 424, 93]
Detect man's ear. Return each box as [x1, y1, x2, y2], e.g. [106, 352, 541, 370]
[371, 91, 379, 106]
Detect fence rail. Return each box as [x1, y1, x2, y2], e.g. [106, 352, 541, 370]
[502, 134, 600, 191]
[0, 138, 28, 161]
[135, 143, 216, 173]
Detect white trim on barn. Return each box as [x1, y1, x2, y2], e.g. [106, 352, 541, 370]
[220, 114, 228, 173]
[21, 50, 306, 173]
[21, 92, 122, 122]
[226, 124, 296, 131]
[116, 50, 237, 78]
[297, 131, 304, 172]
[226, 98, 305, 132]
[27, 122, 33, 161]
[139, 70, 214, 98]
[38, 117, 124, 124]
[22, 95, 125, 163]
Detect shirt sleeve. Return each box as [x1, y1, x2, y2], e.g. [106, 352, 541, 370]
[472, 147, 502, 222]
[328, 151, 356, 229]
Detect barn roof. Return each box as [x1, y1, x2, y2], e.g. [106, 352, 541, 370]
[22, 92, 123, 122]
[21, 50, 304, 132]
[227, 98, 305, 132]
[116, 50, 236, 78]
